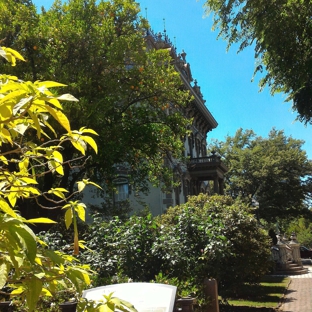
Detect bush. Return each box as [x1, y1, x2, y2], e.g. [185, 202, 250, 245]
[40, 194, 272, 302]
[153, 202, 230, 281]
[79, 213, 161, 283]
[156, 194, 272, 296]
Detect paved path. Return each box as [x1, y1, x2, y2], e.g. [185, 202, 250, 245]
[278, 264, 312, 312]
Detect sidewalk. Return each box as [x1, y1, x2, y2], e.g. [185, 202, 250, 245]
[278, 262, 312, 312]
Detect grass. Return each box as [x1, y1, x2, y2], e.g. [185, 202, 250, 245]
[219, 275, 290, 312]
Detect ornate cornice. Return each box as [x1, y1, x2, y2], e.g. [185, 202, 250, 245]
[145, 29, 218, 132]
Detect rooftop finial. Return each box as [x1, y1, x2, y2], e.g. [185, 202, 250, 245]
[163, 18, 166, 33]
[145, 7, 148, 19]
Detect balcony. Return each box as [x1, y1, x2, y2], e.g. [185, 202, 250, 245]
[188, 153, 228, 180]
[187, 153, 228, 195]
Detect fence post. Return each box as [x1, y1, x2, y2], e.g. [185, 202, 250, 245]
[203, 278, 219, 312]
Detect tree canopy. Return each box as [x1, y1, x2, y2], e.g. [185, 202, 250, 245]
[204, 0, 312, 124]
[208, 128, 312, 223]
[0, 0, 191, 215]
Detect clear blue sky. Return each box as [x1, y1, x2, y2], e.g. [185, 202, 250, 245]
[33, 0, 312, 158]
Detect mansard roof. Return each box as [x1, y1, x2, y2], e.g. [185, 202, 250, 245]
[145, 29, 218, 131]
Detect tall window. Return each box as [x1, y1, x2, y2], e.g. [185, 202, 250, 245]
[114, 183, 129, 202]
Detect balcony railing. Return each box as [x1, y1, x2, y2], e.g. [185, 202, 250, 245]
[189, 155, 221, 165]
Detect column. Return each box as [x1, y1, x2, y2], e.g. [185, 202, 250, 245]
[213, 176, 219, 194]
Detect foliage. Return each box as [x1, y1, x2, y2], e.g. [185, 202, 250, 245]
[153, 273, 209, 309]
[156, 194, 272, 295]
[287, 218, 312, 248]
[88, 199, 133, 222]
[40, 194, 272, 305]
[208, 128, 312, 224]
[78, 292, 138, 312]
[0, 46, 103, 311]
[153, 199, 230, 281]
[78, 213, 161, 283]
[0, 0, 192, 216]
[204, 0, 312, 124]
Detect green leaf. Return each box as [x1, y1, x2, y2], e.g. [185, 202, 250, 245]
[34, 272, 45, 279]
[10, 224, 37, 262]
[100, 302, 115, 312]
[43, 250, 65, 265]
[26, 278, 42, 311]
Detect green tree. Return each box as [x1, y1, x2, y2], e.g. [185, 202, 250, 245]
[287, 217, 312, 248]
[0, 0, 191, 216]
[208, 128, 312, 223]
[204, 0, 312, 124]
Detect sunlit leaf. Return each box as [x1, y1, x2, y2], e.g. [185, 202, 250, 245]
[48, 188, 68, 199]
[2, 47, 25, 62]
[36, 81, 67, 89]
[0, 263, 9, 289]
[77, 181, 86, 192]
[45, 105, 71, 132]
[79, 127, 99, 135]
[0, 198, 17, 217]
[41, 288, 52, 297]
[71, 140, 86, 155]
[57, 93, 79, 102]
[82, 135, 98, 154]
[65, 208, 73, 229]
[75, 204, 86, 222]
[11, 286, 26, 295]
[24, 218, 57, 224]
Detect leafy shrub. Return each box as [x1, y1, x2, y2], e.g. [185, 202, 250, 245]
[40, 194, 272, 302]
[79, 213, 161, 283]
[152, 204, 230, 281]
[156, 194, 272, 296]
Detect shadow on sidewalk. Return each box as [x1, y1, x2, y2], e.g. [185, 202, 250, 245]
[220, 306, 278, 312]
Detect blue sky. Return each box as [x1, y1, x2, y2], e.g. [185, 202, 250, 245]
[33, 0, 312, 158]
